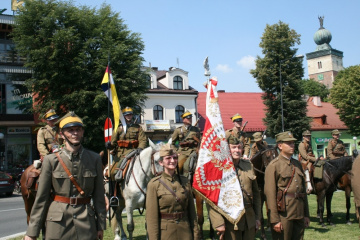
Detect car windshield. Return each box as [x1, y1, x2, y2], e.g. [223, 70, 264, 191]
[0, 172, 10, 179]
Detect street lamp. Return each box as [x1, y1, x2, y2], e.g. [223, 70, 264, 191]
[279, 54, 304, 132]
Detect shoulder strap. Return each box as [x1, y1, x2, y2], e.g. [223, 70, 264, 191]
[55, 152, 85, 195]
[284, 166, 296, 194]
[158, 177, 183, 205]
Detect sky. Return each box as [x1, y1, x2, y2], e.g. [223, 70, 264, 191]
[2, 0, 360, 93]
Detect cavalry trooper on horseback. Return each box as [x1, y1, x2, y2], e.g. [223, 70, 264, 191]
[225, 113, 251, 159]
[327, 129, 348, 160]
[106, 107, 147, 181]
[171, 111, 200, 178]
[34, 109, 63, 169]
[250, 131, 268, 158]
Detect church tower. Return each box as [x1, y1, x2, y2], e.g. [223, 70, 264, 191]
[306, 16, 344, 89]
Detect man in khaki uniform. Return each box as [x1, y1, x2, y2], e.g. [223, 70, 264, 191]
[250, 132, 268, 158]
[327, 129, 348, 159]
[25, 112, 106, 240]
[37, 109, 62, 159]
[264, 131, 310, 240]
[208, 135, 261, 240]
[106, 107, 147, 180]
[351, 154, 360, 227]
[146, 144, 200, 239]
[225, 113, 250, 159]
[171, 111, 200, 177]
[298, 130, 317, 171]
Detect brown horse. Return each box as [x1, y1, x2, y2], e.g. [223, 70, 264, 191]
[250, 146, 278, 240]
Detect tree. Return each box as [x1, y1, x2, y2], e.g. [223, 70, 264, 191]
[250, 21, 310, 139]
[330, 65, 360, 136]
[302, 78, 330, 101]
[12, 0, 148, 152]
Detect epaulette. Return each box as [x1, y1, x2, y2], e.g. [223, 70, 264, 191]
[151, 175, 162, 182]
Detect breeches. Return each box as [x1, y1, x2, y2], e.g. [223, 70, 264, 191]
[271, 217, 305, 240]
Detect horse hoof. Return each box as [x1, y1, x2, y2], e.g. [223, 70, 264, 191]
[114, 236, 121, 240]
[317, 214, 320, 218]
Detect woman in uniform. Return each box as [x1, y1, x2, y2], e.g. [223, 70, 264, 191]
[146, 144, 199, 240]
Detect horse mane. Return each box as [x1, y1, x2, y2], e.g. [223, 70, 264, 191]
[323, 156, 353, 180]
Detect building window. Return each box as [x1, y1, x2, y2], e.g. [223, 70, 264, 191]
[316, 144, 324, 158]
[173, 76, 183, 90]
[175, 105, 185, 123]
[153, 105, 163, 120]
[317, 61, 322, 69]
[146, 75, 151, 89]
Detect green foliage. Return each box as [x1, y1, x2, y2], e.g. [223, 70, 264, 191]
[250, 21, 310, 139]
[12, 0, 148, 152]
[330, 65, 360, 136]
[302, 78, 330, 101]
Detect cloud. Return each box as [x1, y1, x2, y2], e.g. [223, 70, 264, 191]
[236, 55, 256, 69]
[215, 64, 232, 73]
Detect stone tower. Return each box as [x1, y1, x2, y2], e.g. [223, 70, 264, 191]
[306, 16, 344, 89]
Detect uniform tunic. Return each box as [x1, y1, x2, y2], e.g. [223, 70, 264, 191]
[264, 154, 310, 240]
[298, 141, 316, 162]
[351, 155, 360, 227]
[26, 147, 106, 239]
[171, 125, 200, 175]
[146, 173, 200, 240]
[208, 159, 261, 240]
[250, 141, 268, 158]
[37, 125, 62, 157]
[225, 127, 251, 157]
[327, 138, 348, 160]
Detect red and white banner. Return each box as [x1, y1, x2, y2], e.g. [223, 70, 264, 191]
[104, 117, 113, 143]
[192, 77, 245, 224]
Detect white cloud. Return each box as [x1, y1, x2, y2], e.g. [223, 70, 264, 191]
[215, 64, 232, 73]
[236, 55, 256, 69]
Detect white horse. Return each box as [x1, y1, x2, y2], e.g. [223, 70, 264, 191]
[107, 139, 165, 240]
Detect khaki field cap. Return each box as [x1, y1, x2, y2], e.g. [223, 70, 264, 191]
[231, 113, 242, 122]
[276, 131, 297, 143]
[253, 132, 263, 142]
[302, 130, 311, 136]
[228, 135, 241, 145]
[58, 111, 84, 129]
[181, 111, 192, 119]
[159, 144, 176, 158]
[44, 109, 59, 121]
[332, 129, 340, 135]
[122, 107, 133, 116]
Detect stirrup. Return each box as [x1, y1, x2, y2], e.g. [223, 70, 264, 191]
[110, 196, 119, 207]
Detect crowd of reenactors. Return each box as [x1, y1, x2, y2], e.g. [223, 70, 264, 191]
[23, 108, 360, 240]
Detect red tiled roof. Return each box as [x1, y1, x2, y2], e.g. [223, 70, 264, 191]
[197, 92, 266, 132]
[307, 97, 347, 130]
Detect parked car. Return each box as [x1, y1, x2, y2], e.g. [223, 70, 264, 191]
[0, 171, 15, 196]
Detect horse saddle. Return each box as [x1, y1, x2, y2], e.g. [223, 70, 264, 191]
[313, 159, 327, 179]
[26, 168, 41, 190]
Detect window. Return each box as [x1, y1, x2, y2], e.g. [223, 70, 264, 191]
[173, 76, 183, 90]
[146, 75, 151, 89]
[316, 144, 324, 158]
[317, 61, 322, 69]
[175, 105, 185, 123]
[153, 105, 163, 120]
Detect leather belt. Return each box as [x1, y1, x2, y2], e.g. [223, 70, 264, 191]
[286, 192, 306, 199]
[53, 195, 91, 205]
[160, 212, 187, 220]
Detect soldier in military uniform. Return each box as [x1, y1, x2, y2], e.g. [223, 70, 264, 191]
[25, 112, 106, 240]
[37, 109, 62, 159]
[327, 129, 348, 160]
[351, 154, 360, 227]
[298, 130, 323, 171]
[208, 135, 261, 240]
[225, 113, 250, 159]
[171, 111, 200, 177]
[146, 144, 200, 240]
[250, 132, 268, 158]
[106, 107, 147, 180]
[264, 131, 310, 240]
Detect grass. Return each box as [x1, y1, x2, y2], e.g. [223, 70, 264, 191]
[11, 191, 360, 240]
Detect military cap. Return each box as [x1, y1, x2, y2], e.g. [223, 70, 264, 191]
[331, 129, 341, 135]
[181, 111, 192, 119]
[231, 113, 243, 122]
[122, 107, 133, 116]
[58, 111, 84, 129]
[228, 135, 241, 145]
[159, 144, 176, 158]
[253, 132, 263, 142]
[275, 131, 297, 143]
[302, 130, 311, 136]
[44, 109, 59, 121]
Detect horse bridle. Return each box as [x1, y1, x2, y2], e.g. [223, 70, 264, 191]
[252, 148, 275, 174]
